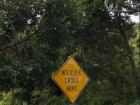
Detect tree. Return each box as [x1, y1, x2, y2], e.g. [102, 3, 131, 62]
[0, 0, 139, 105]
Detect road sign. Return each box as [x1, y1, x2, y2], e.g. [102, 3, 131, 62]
[52, 56, 90, 103]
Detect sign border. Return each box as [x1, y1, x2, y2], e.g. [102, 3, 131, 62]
[52, 56, 90, 103]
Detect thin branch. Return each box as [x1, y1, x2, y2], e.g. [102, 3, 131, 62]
[0, 30, 38, 52]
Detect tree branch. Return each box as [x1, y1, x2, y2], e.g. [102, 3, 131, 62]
[0, 30, 38, 52]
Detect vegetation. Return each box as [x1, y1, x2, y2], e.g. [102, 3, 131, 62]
[0, 0, 139, 105]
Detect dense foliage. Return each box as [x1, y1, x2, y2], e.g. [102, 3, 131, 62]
[0, 0, 139, 105]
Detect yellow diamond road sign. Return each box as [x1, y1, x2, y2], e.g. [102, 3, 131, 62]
[52, 56, 90, 103]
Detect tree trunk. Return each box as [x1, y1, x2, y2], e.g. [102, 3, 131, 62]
[115, 12, 136, 70]
[23, 101, 28, 105]
[119, 28, 136, 69]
